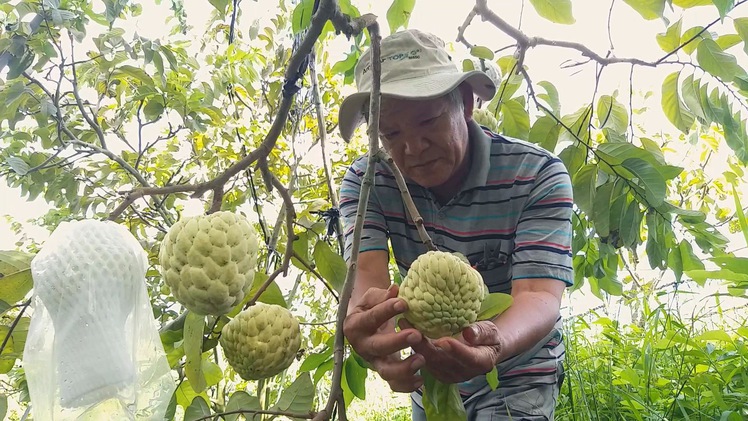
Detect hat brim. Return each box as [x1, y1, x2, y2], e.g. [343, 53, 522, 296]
[338, 70, 497, 142]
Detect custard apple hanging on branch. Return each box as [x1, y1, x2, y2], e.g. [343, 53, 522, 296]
[398, 250, 486, 339]
[159, 211, 260, 316]
[219, 303, 301, 380]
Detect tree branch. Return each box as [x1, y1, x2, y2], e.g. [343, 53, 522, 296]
[473, 0, 748, 68]
[195, 408, 316, 421]
[69, 34, 108, 149]
[312, 20, 382, 421]
[309, 51, 346, 255]
[375, 149, 437, 251]
[0, 300, 30, 356]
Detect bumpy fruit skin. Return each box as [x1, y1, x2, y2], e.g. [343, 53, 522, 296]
[472, 108, 499, 132]
[220, 303, 301, 380]
[399, 250, 485, 339]
[159, 211, 259, 316]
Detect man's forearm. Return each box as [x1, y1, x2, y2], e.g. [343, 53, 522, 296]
[490, 289, 562, 364]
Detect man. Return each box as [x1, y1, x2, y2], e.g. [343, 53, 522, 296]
[338, 29, 573, 420]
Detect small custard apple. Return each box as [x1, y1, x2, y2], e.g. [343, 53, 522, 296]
[399, 250, 486, 339]
[472, 108, 499, 132]
[220, 303, 301, 380]
[159, 211, 260, 316]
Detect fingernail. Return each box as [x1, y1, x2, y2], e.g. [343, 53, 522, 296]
[394, 300, 407, 312]
[412, 355, 424, 369]
[439, 342, 452, 352]
[407, 332, 420, 344]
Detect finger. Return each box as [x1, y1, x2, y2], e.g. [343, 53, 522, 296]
[351, 296, 409, 334]
[361, 328, 422, 358]
[352, 286, 392, 311]
[373, 354, 425, 393]
[462, 321, 501, 346]
[434, 337, 497, 373]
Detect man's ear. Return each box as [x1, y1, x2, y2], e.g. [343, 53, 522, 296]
[459, 83, 475, 121]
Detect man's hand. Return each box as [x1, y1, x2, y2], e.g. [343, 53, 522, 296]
[343, 284, 426, 392]
[400, 319, 502, 384]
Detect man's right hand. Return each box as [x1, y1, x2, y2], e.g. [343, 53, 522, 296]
[343, 284, 426, 392]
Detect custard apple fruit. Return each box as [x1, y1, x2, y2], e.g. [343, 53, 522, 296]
[159, 211, 260, 316]
[220, 303, 301, 380]
[399, 250, 485, 339]
[472, 108, 499, 132]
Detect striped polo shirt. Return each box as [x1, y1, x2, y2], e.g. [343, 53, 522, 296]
[338, 119, 573, 396]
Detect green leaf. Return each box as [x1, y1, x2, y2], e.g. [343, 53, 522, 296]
[343, 355, 368, 400]
[596, 95, 629, 134]
[0, 395, 6, 421]
[528, 0, 575, 24]
[672, 0, 712, 6]
[733, 184, 748, 247]
[593, 182, 615, 238]
[528, 115, 561, 152]
[735, 17, 748, 55]
[697, 39, 741, 81]
[208, 0, 230, 14]
[656, 18, 683, 52]
[712, 0, 734, 18]
[291, 0, 314, 34]
[622, 0, 666, 20]
[225, 392, 261, 421]
[0, 251, 34, 305]
[386, 0, 416, 34]
[622, 158, 667, 206]
[313, 240, 347, 294]
[6, 156, 30, 176]
[716, 34, 742, 50]
[681, 74, 706, 121]
[572, 164, 597, 216]
[499, 99, 530, 140]
[469, 45, 494, 60]
[695, 329, 733, 342]
[680, 240, 705, 271]
[114, 65, 153, 85]
[537, 81, 561, 115]
[486, 367, 499, 390]
[661, 71, 694, 133]
[184, 396, 211, 421]
[422, 371, 467, 420]
[681, 26, 708, 54]
[559, 143, 587, 177]
[299, 347, 334, 372]
[477, 292, 513, 320]
[143, 99, 164, 122]
[270, 372, 315, 413]
[711, 256, 748, 274]
[184, 311, 206, 394]
[245, 272, 287, 308]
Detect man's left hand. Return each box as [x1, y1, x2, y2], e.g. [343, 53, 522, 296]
[399, 319, 503, 384]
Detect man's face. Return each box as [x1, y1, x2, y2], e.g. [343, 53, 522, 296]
[377, 90, 471, 189]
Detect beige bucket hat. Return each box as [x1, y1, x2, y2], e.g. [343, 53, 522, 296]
[338, 29, 498, 142]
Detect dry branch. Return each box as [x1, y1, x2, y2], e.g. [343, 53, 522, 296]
[375, 149, 437, 251]
[312, 19, 383, 421]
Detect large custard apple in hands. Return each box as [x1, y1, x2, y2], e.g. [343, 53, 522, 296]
[398, 250, 486, 339]
[159, 211, 260, 316]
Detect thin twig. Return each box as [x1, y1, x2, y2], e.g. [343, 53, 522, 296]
[309, 52, 346, 254]
[195, 408, 316, 421]
[312, 20, 382, 421]
[0, 300, 30, 356]
[375, 149, 437, 251]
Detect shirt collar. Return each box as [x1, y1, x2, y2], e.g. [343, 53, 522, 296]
[460, 119, 492, 193]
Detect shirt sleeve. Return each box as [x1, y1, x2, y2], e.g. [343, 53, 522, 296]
[512, 156, 574, 286]
[339, 157, 390, 263]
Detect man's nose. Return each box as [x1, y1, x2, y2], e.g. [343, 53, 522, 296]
[404, 136, 429, 156]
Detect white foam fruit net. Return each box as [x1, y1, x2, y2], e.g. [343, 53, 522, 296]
[23, 219, 175, 420]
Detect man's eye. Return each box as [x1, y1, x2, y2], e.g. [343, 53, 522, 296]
[382, 131, 399, 139]
[421, 116, 438, 125]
